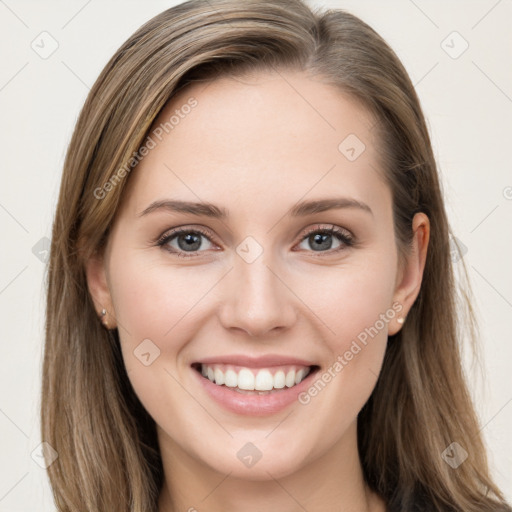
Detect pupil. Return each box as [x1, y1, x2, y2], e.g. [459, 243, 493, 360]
[311, 233, 332, 251]
[179, 233, 201, 251]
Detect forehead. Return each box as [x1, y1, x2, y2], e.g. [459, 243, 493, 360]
[121, 70, 389, 218]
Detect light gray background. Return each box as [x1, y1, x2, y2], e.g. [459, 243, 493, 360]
[0, 0, 511, 510]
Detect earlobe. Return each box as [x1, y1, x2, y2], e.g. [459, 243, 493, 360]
[84, 251, 117, 330]
[389, 212, 430, 335]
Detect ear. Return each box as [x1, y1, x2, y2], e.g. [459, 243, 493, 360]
[84, 250, 117, 330]
[388, 212, 430, 336]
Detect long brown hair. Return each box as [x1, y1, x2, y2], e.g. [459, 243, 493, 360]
[42, 1, 511, 510]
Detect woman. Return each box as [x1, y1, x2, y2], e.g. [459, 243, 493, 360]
[41, 0, 512, 511]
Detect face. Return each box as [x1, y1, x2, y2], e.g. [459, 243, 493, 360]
[88, 70, 427, 481]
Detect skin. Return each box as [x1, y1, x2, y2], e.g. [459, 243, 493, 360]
[86, 70, 429, 512]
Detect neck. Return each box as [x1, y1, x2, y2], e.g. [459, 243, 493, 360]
[157, 421, 386, 512]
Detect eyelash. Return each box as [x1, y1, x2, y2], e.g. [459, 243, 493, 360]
[156, 224, 354, 259]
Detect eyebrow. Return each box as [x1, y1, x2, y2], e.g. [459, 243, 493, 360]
[138, 197, 373, 218]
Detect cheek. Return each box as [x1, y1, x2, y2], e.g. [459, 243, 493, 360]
[295, 253, 397, 345]
[294, 256, 396, 410]
[107, 255, 203, 424]
[109, 253, 213, 342]
[107, 252, 227, 409]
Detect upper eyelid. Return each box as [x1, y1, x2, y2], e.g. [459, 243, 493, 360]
[301, 225, 352, 237]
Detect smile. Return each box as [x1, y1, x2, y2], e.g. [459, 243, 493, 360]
[192, 363, 315, 394]
[191, 361, 321, 416]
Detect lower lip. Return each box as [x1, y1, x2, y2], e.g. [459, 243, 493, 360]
[192, 366, 319, 416]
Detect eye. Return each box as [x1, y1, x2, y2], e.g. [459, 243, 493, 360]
[156, 224, 354, 258]
[157, 227, 217, 257]
[295, 225, 354, 255]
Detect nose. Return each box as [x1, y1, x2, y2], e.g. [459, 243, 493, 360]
[218, 253, 297, 338]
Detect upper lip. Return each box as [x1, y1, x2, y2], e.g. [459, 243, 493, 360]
[193, 354, 317, 368]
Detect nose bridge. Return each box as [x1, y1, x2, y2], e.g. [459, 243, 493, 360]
[219, 242, 296, 336]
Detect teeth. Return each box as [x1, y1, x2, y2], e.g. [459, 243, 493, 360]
[254, 369, 273, 391]
[273, 370, 285, 389]
[285, 370, 296, 388]
[214, 367, 224, 385]
[224, 369, 238, 387]
[238, 368, 255, 390]
[199, 364, 312, 391]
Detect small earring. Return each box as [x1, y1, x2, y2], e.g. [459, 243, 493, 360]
[100, 309, 108, 328]
[397, 316, 405, 325]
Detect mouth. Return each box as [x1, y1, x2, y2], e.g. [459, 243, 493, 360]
[191, 362, 321, 395]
